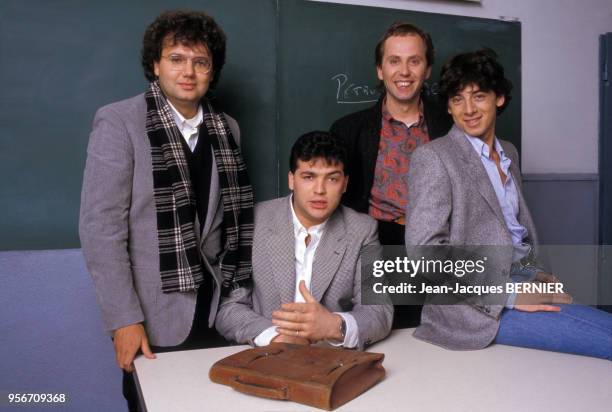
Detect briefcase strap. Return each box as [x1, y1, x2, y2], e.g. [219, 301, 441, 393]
[229, 376, 288, 400]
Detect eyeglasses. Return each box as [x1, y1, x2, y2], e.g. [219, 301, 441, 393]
[161, 54, 212, 74]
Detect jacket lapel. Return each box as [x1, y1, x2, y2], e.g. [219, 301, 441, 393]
[450, 126, 507, 227]
[266, 197, 297, 304]
[310, 209, 347, 301]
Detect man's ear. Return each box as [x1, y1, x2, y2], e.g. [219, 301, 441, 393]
[496, 95, 506, 108]
[288, 171, 294, 191]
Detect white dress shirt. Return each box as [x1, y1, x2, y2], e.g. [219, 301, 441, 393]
[167, 100, 203, 152]
[254, 196, 359, 347]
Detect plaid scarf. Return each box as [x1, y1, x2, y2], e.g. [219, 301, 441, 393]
[145, 81, 253, 294]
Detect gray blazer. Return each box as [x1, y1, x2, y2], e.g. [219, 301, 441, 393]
[405, 125, 538, 350]
[79, 93, 240, 347]
[215, 196, 393, 350]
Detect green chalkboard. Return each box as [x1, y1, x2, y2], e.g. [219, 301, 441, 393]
[0, 0, 277, 250]
[0, 0, 520, 250]
[278, 0, 521, 192]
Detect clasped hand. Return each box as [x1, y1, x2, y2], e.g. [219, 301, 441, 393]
[513, 271, 573, 312]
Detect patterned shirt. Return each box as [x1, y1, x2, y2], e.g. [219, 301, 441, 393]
[369, 99, 429, 221]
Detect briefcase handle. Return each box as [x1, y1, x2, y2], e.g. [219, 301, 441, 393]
[230, 376, 288, 400]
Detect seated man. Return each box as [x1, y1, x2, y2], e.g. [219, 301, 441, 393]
[406, 49, 611, 359]
[216, 131, 393, 349]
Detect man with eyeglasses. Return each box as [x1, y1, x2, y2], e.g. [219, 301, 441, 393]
[79, 10, 254, 410]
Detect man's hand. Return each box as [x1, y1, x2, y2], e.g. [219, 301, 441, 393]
[113, 323, 156, 372]
[271, 333, 311, 345]
[272, 281, 343, 343]
[534, 271, 560, 284]
[513, 281, 572, 313]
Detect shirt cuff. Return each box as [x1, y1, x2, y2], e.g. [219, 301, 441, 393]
[328, 313, 359, 348]
[505, 291, 517, 309]
[253, 326, 279, 347]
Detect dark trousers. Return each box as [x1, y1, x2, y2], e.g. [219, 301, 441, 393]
[122, 281, 229, 411]
[377, 219, 423, 330]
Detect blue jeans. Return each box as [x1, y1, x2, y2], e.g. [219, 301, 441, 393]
[495, 305, 612, 360]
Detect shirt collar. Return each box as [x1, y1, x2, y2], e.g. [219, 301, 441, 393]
[381, 96, 425, 128]
[289, 194, 327, 239]
[464, 134, 512, 173]
[464, 134, 506, 159]
[167, 100, 203, 131]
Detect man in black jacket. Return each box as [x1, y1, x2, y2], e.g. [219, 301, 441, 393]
[330, 22, 452, 328]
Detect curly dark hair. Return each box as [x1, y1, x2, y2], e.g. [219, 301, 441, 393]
[289, 131, 348, 174]
[141, 10, 226, 88]
[375, 21, 435, 67]
[439, 48, 513, 114]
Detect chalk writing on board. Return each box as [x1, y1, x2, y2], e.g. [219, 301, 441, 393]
[331, 73, 380, 104]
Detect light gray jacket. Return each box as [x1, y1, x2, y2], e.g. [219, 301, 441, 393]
[405, 125, 538, 350]
[79, 93, 240, 347]
[215, 196, 393, 350]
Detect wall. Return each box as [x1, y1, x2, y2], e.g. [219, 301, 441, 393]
[314, 0, 612, 174]
[0, 250, 124, 412]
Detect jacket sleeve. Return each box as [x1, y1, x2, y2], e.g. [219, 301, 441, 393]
[79, 105, 144, 333]
[215, 286, 276, 346]
[405, 145, 452, 246]
[330, 117, 355, 179]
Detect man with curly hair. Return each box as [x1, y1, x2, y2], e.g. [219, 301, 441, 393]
[406, 49, 611, 359]
[79, 10, 254, 409]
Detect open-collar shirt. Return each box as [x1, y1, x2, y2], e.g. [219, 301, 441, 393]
[167, 100, 203, 152]
[253, 196, 358, 347]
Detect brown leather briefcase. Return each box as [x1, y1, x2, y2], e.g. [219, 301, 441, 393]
[209, 343, 385, 410]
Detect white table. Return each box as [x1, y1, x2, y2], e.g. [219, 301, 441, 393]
[134, 329, 611, 411]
